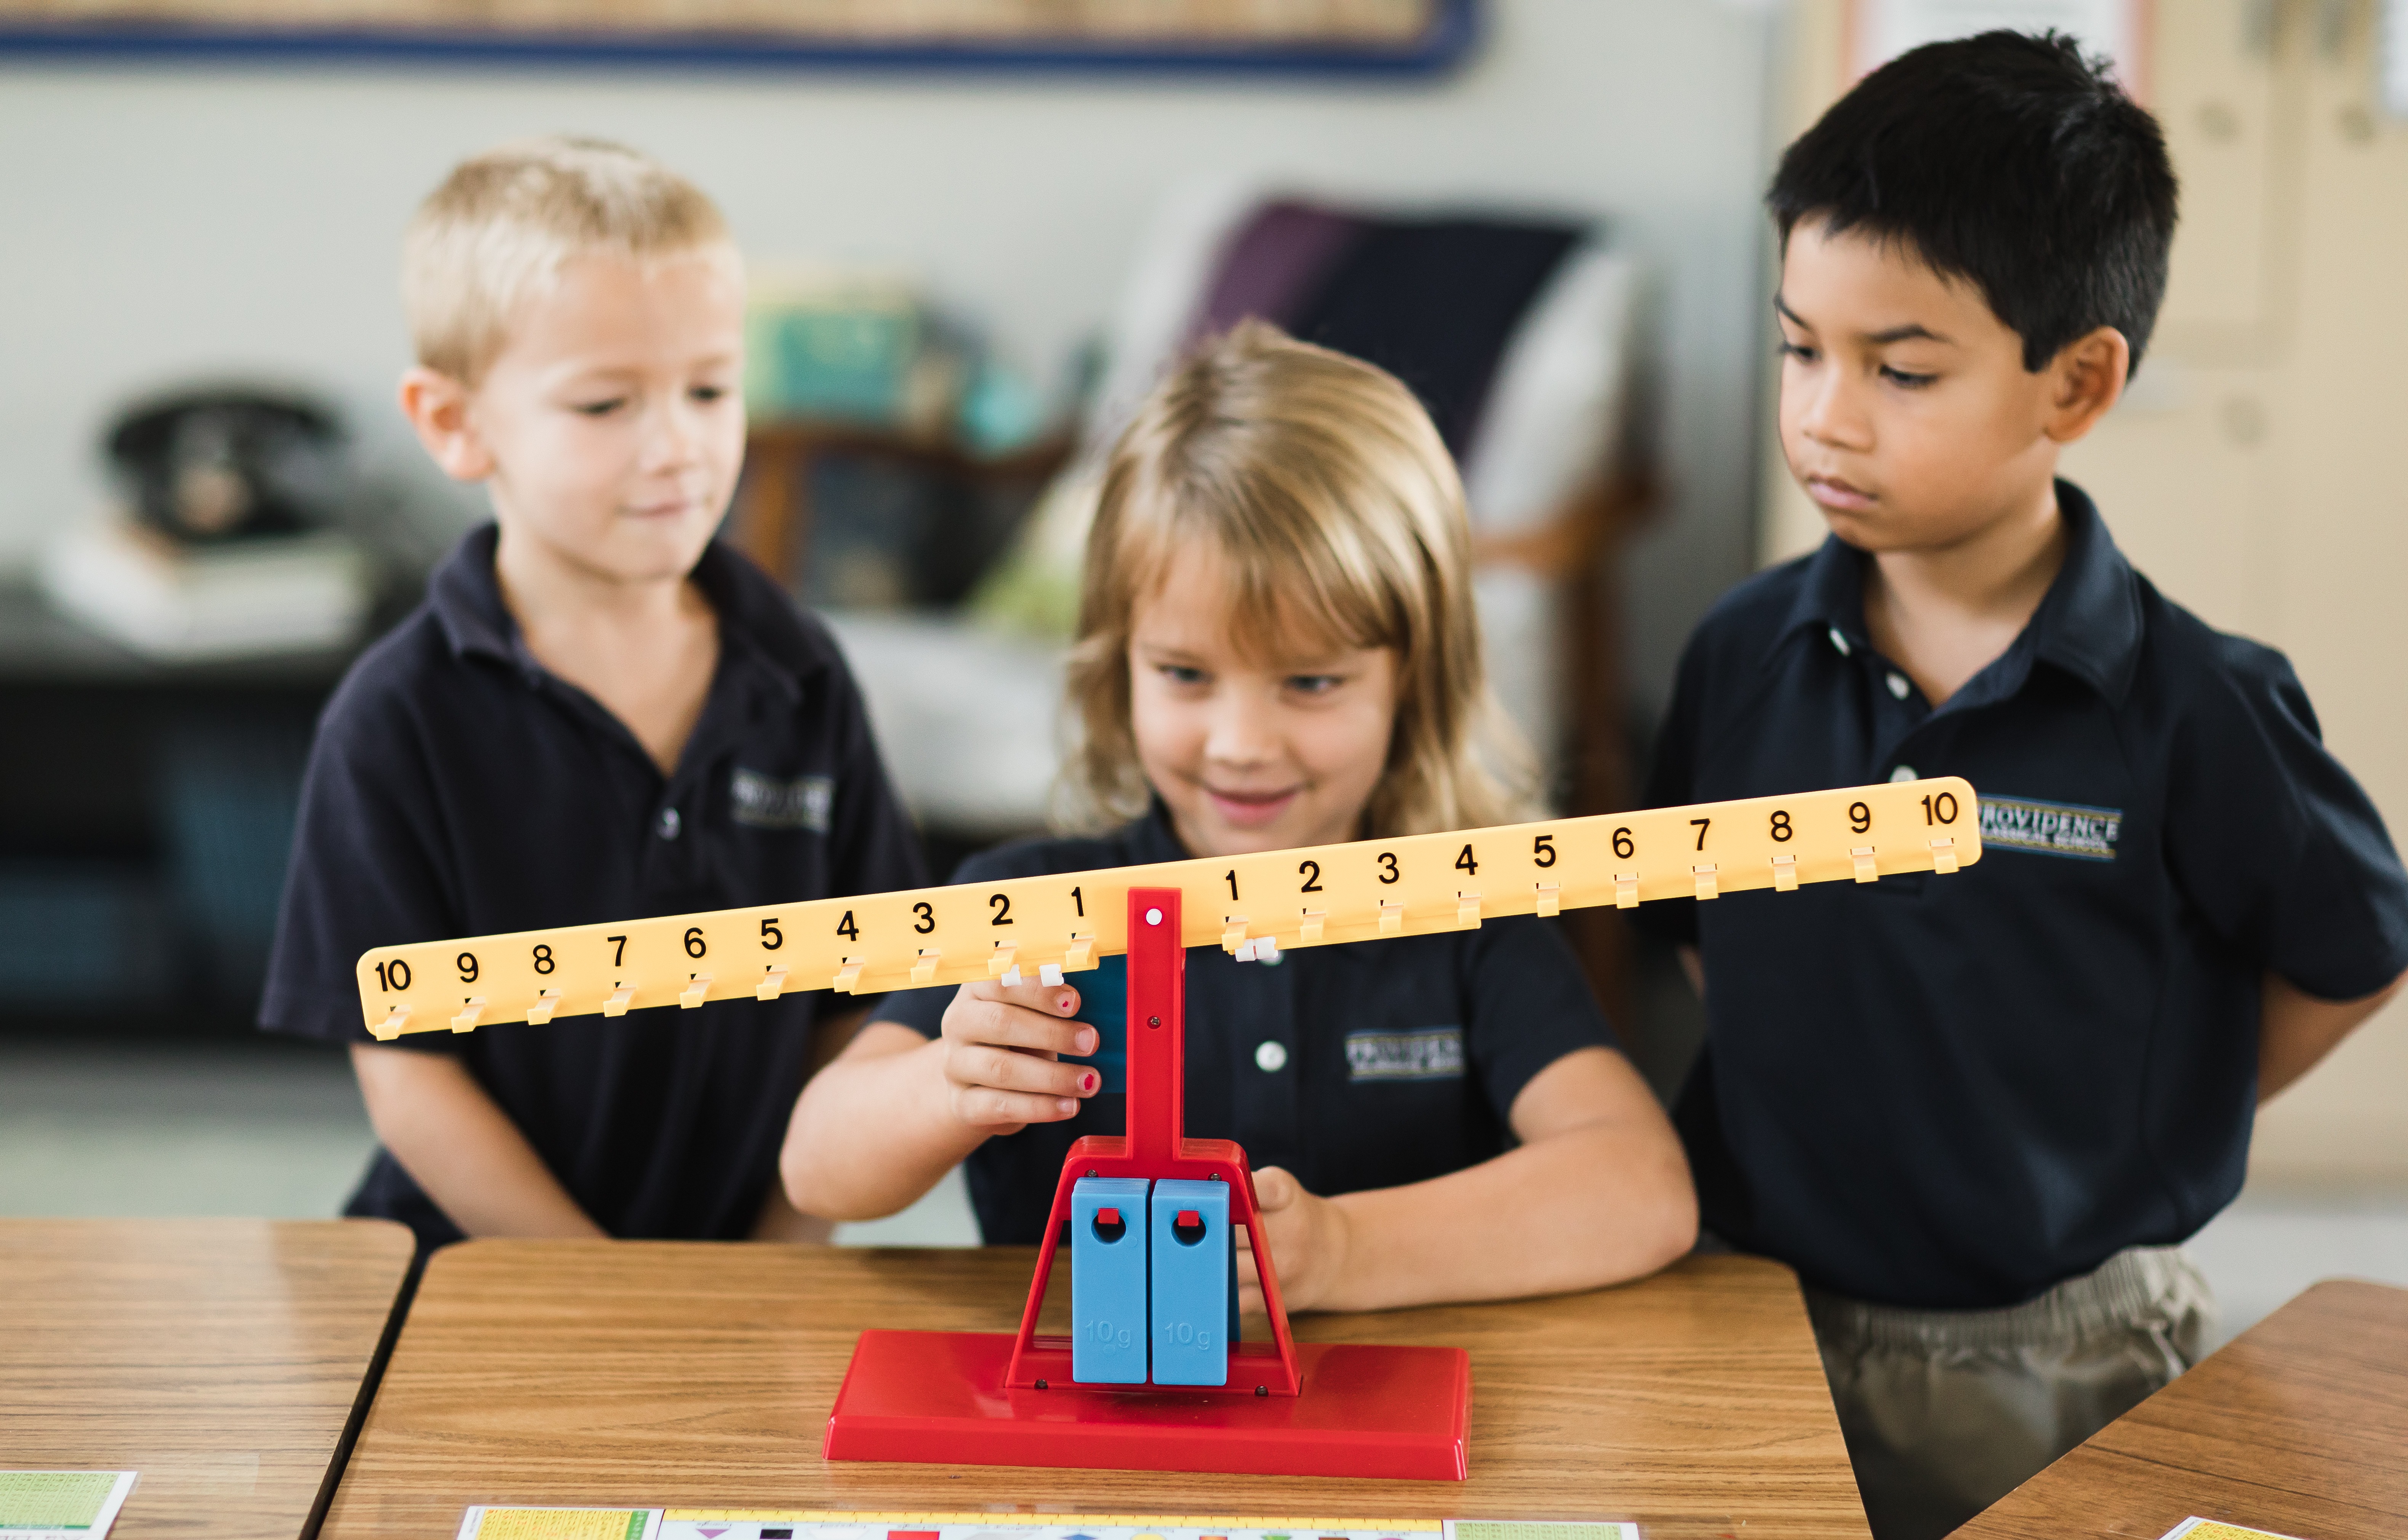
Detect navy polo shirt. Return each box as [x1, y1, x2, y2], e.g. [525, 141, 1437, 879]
[874, 804, 1619, 1244]
[1644, 480, 2408, 1309]
[259, 525, 925, 1251]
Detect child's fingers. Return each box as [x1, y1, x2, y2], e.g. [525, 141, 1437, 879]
[1236, 1235, 1266, 1316]
[946, 1040, 1099, 1102]
[949, 1083, 1083, 1129]
[958, 977, 1083, 1017]
[1251, 1165, 1299, 1212]
[940, 982, 1093, 1057]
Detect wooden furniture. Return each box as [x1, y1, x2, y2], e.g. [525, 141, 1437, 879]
[0, 1218, 415, 1540]
[1962, 1279, 2408, 1540]
[727, 422, 1072, 598]
[0, 582, 357, 1037]
[324, 1243, 1870, 1540]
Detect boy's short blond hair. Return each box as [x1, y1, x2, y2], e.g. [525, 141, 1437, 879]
[1063, 321, 1534, 840]
[403, 136, 733, 384]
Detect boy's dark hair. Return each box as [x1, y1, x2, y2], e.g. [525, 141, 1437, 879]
[1769, 30, 2177, 371]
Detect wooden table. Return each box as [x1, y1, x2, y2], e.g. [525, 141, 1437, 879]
[323, 1243, 1870, 1540]
[1962, 1279, 2408, 1540]
[0, 1218, 416, 1540]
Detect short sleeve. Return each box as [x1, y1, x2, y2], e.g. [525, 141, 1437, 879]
[258, 685, 464, 1053]
[1464, 915, 1620, 1123]
[2165, 640, 2408, 1000]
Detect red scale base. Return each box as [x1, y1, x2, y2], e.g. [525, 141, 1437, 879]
[825, 1331, 1469, 1480]
[823, 886, 1472, 1481]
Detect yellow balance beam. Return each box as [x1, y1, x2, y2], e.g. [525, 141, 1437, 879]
[357, 777, 1981, 1039]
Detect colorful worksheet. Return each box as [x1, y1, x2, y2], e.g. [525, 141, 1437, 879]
[2157, 1521, 2312, 1540]
[0, 1473, 137, 1540]
[456, 1511, 1641, 1540]
[456, 1510, 661, 1540]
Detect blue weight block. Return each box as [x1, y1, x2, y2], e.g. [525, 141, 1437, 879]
[1070, 1176, 1151, 1384]
[1148, 1178, 1235, 1386]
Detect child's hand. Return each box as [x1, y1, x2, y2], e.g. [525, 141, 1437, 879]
[935, 979, 1098, 1134]
[1237, 1165, 1353, 1315]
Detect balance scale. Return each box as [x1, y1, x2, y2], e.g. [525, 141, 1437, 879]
[355, 777, 1983, 1481]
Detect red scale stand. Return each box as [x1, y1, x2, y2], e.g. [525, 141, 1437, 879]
[824, 886, 1472, 1480]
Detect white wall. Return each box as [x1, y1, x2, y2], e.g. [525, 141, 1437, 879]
[0, 0, 1777, 713]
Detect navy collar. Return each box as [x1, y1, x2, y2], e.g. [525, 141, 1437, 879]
[427, 524, 833, 705]
[1777, 478, 2144, 706]
[1130, 798, 1194, 864]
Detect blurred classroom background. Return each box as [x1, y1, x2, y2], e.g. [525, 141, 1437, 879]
[3, 0, 2406, 1348]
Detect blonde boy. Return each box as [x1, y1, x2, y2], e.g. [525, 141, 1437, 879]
[261, 138, 923, 1249]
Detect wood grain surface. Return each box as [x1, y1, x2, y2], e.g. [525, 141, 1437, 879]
[1961, 1279, 2408, 1540]
[0, 1218, 416, 1540]
[322, 1243, 1870, 1540]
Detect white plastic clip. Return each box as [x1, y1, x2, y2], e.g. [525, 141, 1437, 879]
[1039, 962, 1064, 987]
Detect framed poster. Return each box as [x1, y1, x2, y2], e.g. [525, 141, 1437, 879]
[1850, 0, 2151, 99]
[0, 0, 1479, 73]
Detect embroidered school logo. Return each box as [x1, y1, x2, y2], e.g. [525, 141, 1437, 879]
[1344, 1027, 1465, 1082]
[1979, 795, 2122, 862]
[730, 769, 833, 833]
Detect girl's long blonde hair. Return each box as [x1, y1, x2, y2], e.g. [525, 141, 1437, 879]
[1061, 321, 1533, 840]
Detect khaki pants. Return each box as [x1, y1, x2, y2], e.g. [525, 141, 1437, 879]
[1806, 1247, 2216, 1540]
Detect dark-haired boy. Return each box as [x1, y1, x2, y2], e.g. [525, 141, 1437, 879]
[1644, 31, 2408, 1538]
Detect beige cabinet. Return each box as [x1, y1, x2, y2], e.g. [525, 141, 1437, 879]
[1763, 0, 2408, 1181]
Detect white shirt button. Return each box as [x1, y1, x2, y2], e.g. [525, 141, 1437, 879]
[1828, 626, 1852, 656]
[1890, 765, 1918, 782]
[1254, 1040, 1289, 1073]
[657, 807, 682, 839]
[1886, 671, 1911, 700]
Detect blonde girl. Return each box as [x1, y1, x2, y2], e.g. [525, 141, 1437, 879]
[784, 323, 1693, 1311]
